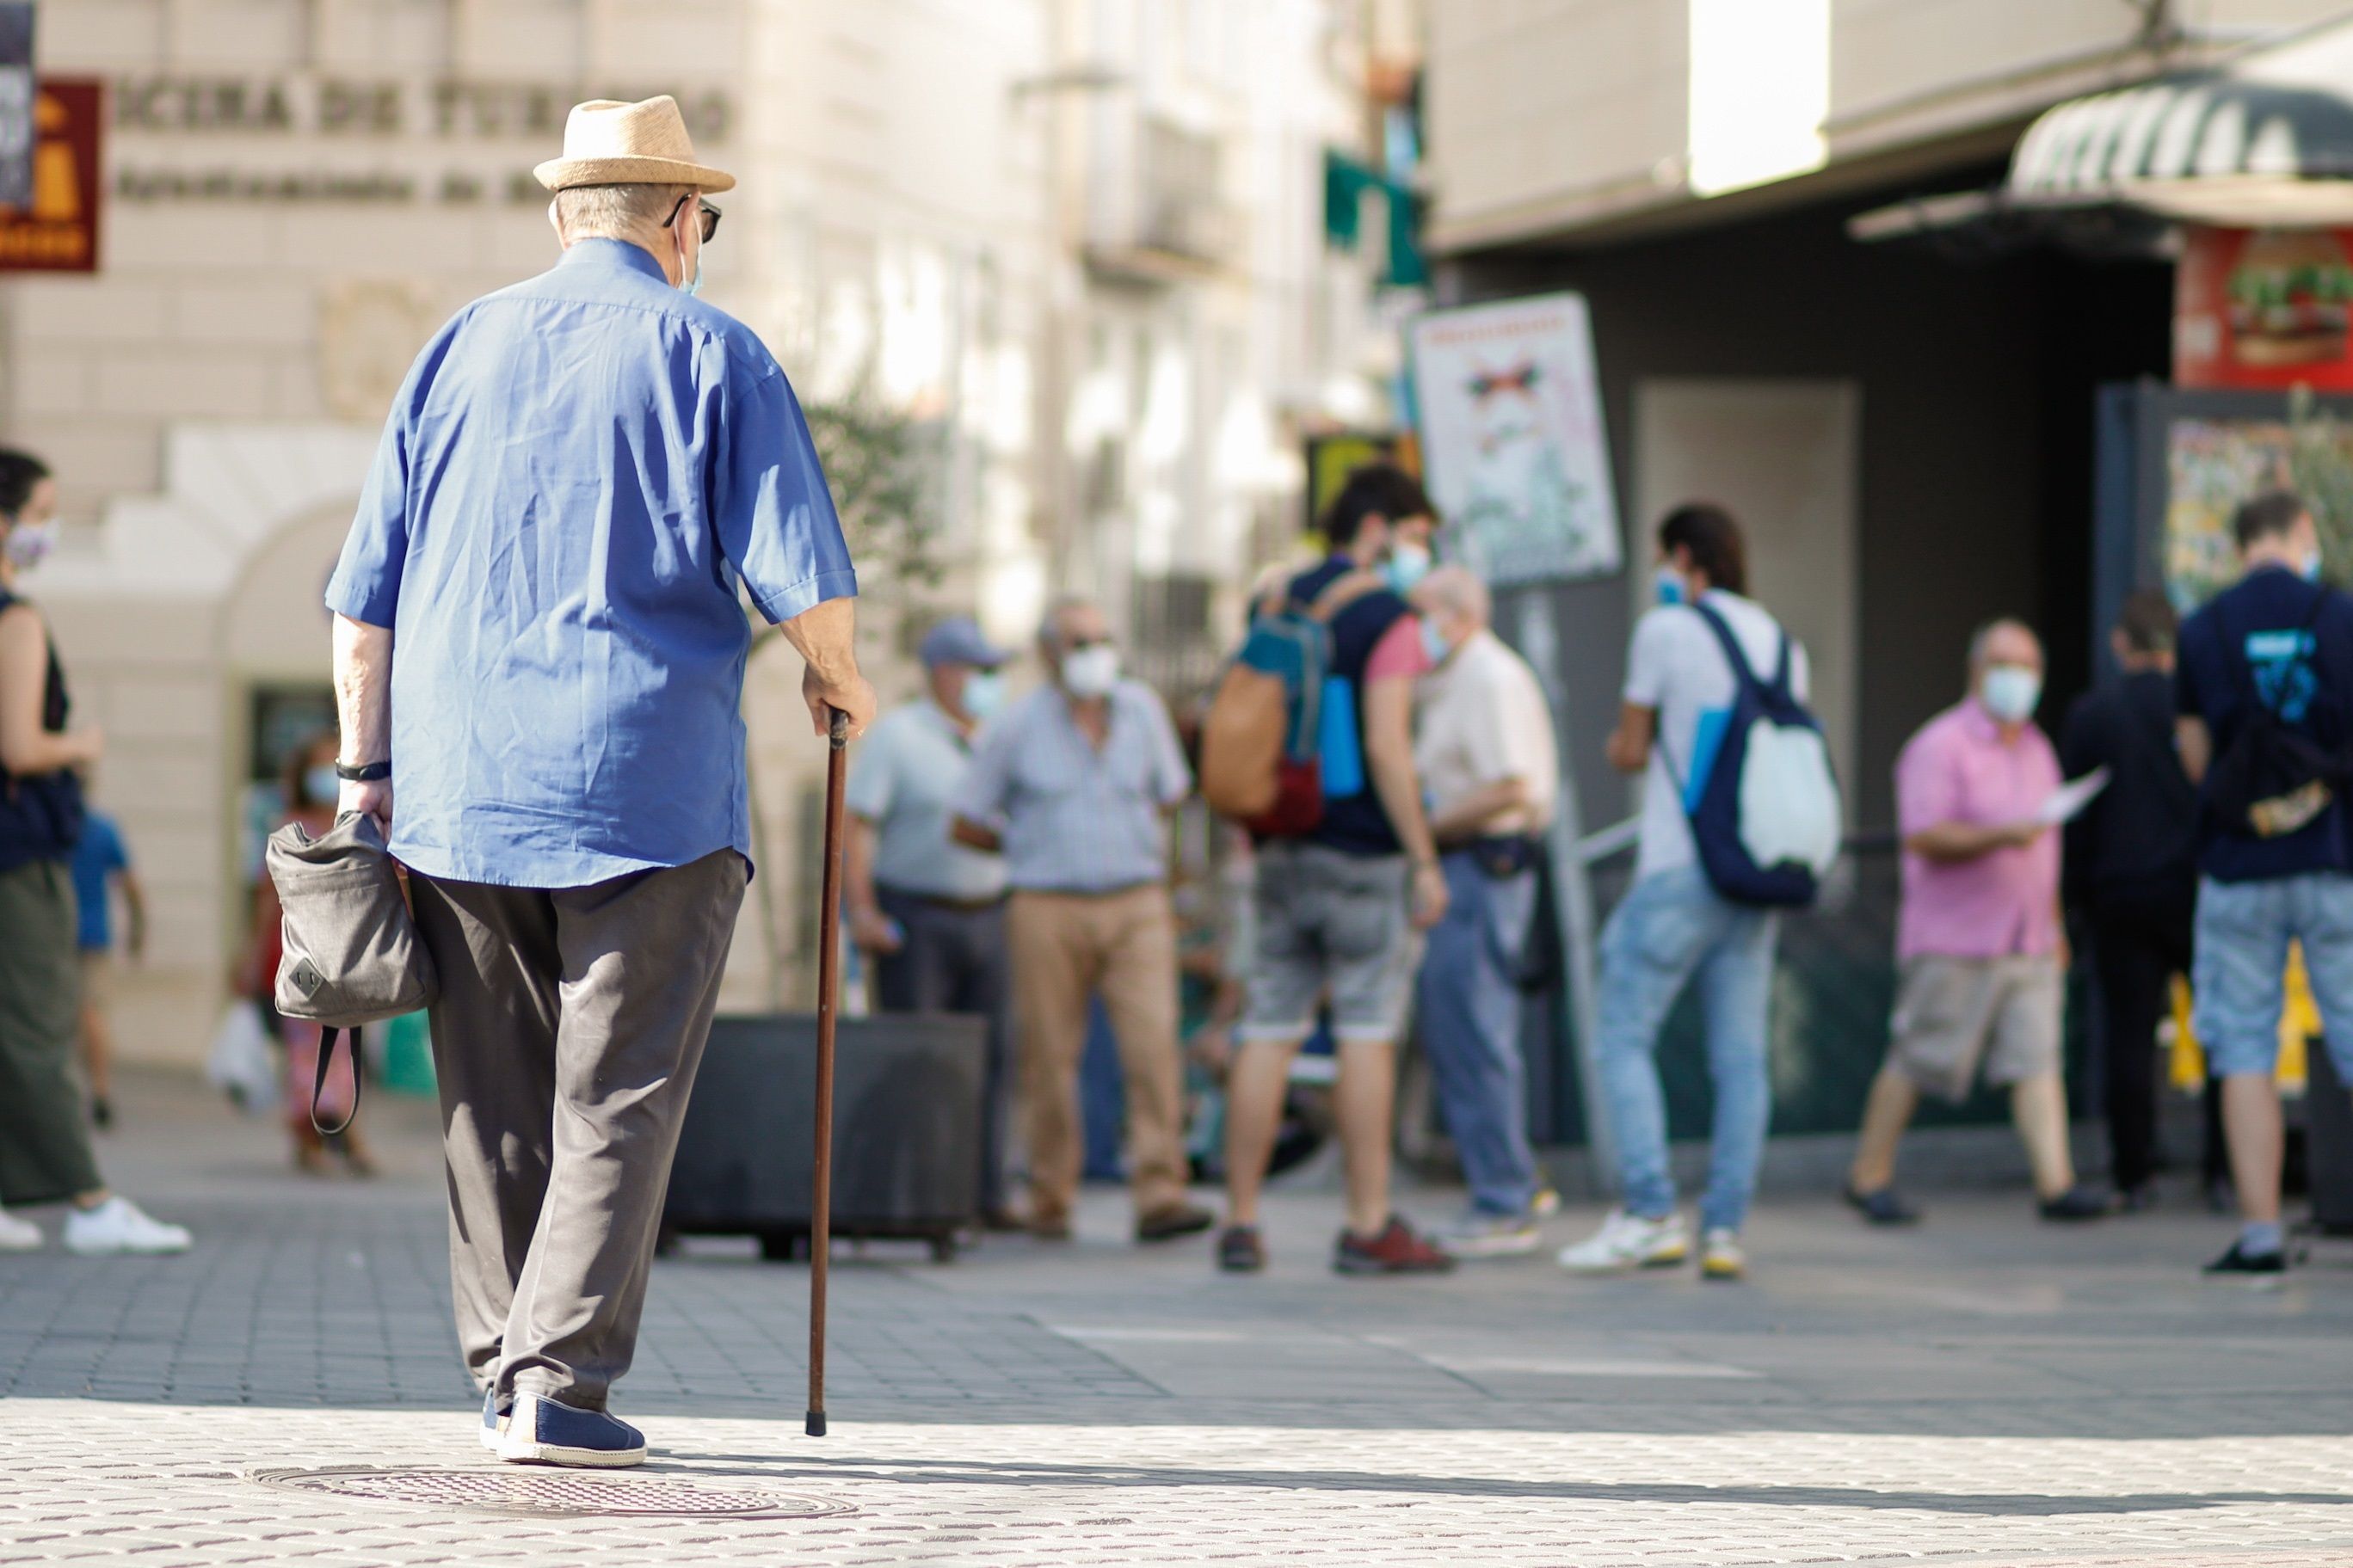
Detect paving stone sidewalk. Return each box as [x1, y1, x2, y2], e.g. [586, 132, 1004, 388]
[4, 1068, 2353, 1565]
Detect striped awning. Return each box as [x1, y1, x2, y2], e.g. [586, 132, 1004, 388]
[2007, 19, 2353, 226]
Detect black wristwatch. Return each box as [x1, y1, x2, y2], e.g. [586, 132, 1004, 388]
[335, 759, 391, 783]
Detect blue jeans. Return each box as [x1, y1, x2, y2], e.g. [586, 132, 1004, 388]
[2192, 872, 2353, 1081]
[1595, 864, 1778, 1233]
[1415, 852, 1540, 1217]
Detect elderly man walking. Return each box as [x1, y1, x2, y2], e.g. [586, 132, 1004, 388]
[326, 97, 873, 1468]
[1408, 566, 1558, 1257]
[952, 599, 1213, 1245]
[1845, 619, 2105, 1227]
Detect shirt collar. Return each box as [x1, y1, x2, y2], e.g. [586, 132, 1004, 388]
[1959, 697, 2017, 744]
[557, 236, 672, 283]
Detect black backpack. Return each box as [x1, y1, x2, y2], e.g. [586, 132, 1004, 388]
[2205, 584, 2352, 839]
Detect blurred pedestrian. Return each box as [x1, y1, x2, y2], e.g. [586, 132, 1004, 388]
[845, 615, 1019, 1229]
[1218, 464, 1454, 1276]
[1408, 565, 1556, 1257]
[325, 96, 872, 1467]
[69, 806, 145, 1129]
[1561, 505, 1797, 1282]
[0, 446, 189, 1255]
[1847, 619, 2109, 1226]
[242, 732, 373, 1178]
[2175, 490, 2353, 1275]
[952, 599, 1210, 1245]
[2060, 590, 2214, 1211]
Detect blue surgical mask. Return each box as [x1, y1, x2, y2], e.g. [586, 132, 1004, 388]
[2301, 548, 2325, 583]
[961, 669, 1004, 722]
[304, 765, 341, 807]
[1420, 617, 1453, 666]
[1980, 665, 2042, 724]
[1385, 543, 1432, 594]
[1654, 566, 1686, 606]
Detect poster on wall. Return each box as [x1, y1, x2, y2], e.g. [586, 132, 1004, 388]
[2176, 225, 2353, 392]
[0, 77, 101, 274]
[2163, 413, 2353, 610]
[1409, 292, 1622, 587]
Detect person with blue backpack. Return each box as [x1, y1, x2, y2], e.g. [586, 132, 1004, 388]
[1215, 464, 1456, 1276]
[1561, 503, 1840, 1282]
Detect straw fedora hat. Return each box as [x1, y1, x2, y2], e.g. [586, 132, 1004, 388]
[533, 95, 735, 193]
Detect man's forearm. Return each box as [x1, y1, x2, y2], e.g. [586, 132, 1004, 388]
[1368, 747, 1437, 864]
[331, 614, 393, 765]
[783, 596, 859, 687]
[1905, 820, 2031, 864]
[1429, 779, 1528, 845]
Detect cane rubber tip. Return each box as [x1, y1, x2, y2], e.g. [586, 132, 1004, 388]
[805, 1411, 827, 1437]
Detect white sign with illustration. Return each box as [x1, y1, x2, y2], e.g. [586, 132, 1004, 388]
[1409, 292, 1623, 587]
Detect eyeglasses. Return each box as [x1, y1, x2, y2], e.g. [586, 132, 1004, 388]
[665, 194, 723, 244]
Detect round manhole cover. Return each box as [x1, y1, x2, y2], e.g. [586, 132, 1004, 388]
[249, 1466, 854, 1521]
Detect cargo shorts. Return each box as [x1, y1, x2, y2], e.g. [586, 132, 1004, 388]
[1887, 953, 2063, 1103]
[1238, 840, 1418, 1046]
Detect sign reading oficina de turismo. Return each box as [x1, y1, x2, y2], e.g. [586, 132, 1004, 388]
[1409, 292, 1623, 587]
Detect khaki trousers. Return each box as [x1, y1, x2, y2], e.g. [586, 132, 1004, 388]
[1007, 884, 1187, 1224]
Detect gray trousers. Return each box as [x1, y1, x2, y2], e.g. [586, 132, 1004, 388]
[872, 885, 1013, 1213]
[409, 849, 746, 1411]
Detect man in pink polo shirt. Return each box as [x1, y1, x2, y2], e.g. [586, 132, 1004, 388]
[1845, 619, 2110, 1225]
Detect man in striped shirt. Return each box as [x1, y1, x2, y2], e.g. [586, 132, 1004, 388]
[952, 598, 1214, 1245]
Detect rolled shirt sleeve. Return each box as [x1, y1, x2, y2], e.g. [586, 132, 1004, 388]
[324, 337, 434, 627]
[1139, 686, 1193, 807]
[1623, 608, 1675, 708]
[712, 352, 858, 625]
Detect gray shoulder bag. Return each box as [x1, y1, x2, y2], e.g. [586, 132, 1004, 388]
[266, 813, 440, 1135]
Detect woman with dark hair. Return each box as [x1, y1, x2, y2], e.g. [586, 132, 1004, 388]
[241, 729, 373, 1176]
[0, 447, 191, 1253]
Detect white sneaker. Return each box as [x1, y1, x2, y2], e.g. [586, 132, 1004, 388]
[1432, 1208, 1541, 1259]
[1700, 1227, 1746, 1282]
[62, 1196, 191, 1256]
[1555, 1208, 1688, 1273]
[0, 1204, 41, 1251]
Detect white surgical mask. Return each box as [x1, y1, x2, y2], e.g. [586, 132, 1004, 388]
[1980, 664, 2042, 723]
[1654, 565, 1686, 606]
[304, 765, 342, 807]
[4, 518, 55, 569]
[960, 669, 1004, 721]
[1385, 543, 1432, 594]
[1060, 643, 1120, 699]
[1420, 617, 1453, 667]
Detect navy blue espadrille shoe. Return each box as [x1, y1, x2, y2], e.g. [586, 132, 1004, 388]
[498, 1391, 646, 1468]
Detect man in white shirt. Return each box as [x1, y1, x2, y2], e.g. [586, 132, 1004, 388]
[1559, 504, 1804, 1283]
[845, 616, 1017, 1227]
[1408, 567, 1558, 1257]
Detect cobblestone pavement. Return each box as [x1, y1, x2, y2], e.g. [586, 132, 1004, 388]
[5, 1070, 2353, 1565]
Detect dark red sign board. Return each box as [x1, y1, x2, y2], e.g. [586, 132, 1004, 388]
[0, 77, 101, 274]
[2176, 222, 2353, 391]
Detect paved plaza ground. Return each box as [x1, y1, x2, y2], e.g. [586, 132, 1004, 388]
[5, 1068, 2353, 1566]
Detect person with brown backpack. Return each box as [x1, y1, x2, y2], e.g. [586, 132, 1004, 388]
[1205, 464, 1453, 1276]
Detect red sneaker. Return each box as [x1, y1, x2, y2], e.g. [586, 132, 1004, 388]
[1333, 1215, 1455, 1276]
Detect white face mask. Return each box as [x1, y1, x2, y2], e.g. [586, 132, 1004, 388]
[1060, 643, 1120, 699]
[960, 669, 1004, 721]
[4, 518, 55, 569]
[1980, 663, 2042, 724]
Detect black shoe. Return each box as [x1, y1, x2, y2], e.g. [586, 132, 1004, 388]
[2204, 1239, 2287, 1276]
[2038, 1184, 2112, 1221]
[1844, 1184, 1919, 1226]
[1136, 1201, 1215, 1244]
[89, 1097, 112, 1130]
[1217, 1225, 1265, 1273]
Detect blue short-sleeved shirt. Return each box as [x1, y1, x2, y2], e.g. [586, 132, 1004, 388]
[2177, 564, 2353, 882]
[69, 811, 126, 951]
[325, 238, 856, 889]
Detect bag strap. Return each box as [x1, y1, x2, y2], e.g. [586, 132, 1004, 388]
[1690, 599, 1765, 701]
[311, 1024, 362, 1137]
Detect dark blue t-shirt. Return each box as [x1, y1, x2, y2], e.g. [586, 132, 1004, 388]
[2176, 564, 2353, 882]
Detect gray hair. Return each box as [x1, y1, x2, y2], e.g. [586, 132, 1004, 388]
[1037, 593, 1099, 649]
[1967, 617, 2040, 670]
[1414, 564, 1490, 627]
[554, 181, 691, 239]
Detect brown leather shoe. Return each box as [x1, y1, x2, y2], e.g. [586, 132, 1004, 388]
[1135, 1201, 1215, 1244]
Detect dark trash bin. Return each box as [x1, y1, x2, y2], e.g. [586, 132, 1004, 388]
[664, 1012, 986, 1262]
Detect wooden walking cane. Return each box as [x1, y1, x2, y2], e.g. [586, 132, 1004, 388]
[807, 704, 849, 1439]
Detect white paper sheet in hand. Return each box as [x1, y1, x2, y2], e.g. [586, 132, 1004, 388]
[2035, 766, 2111, 827]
